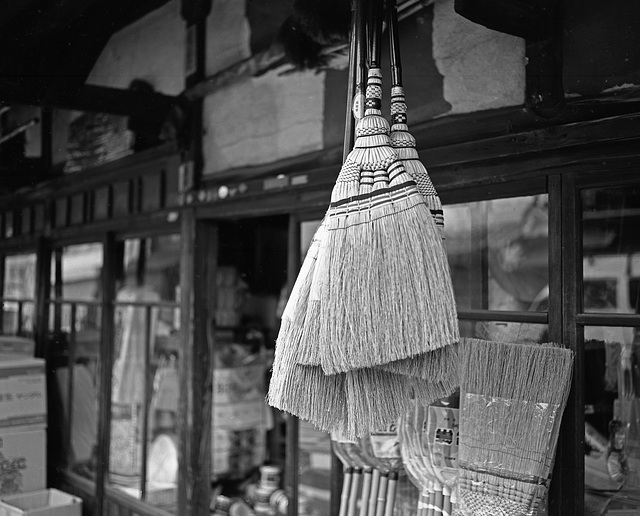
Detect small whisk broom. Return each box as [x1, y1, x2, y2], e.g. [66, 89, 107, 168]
[457, 338, 574, 516]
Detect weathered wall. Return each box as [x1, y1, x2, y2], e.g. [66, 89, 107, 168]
[203, 69, 325, 174]
[432, 0, 525, 114]
[206, 0, 251, 75]
[86, 0, 185, 95]
[81, 0, 526, 176]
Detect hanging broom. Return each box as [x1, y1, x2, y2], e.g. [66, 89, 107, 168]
[267, 0, 361, 413]
[386, 0, 443, 238]
[457, 338, 574, 516]
[268, 0, 452, 440]
[374, 0, 459, 391]
[308, 0, 458, 376]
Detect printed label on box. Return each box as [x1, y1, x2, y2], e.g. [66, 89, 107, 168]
[0, 428, 46, 495]
[0, 359, 46, 428]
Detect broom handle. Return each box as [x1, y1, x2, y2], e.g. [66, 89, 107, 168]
[375, 471, 389, 516]
[426, 481, 436, 516]
[343, 0, 359, 160]
[433, 482, 443, 515]
[417, 489, 427, 516]
[387, 0, 402, 88]
[368, 0, 384, 69]
[359, 468, 373, 516]
[348, 467, 363, 516]
[383, 470, 398, 516]
[442, 486, 451, 516]
[340, 467, 354, 516]
[368, 468, 381, 516]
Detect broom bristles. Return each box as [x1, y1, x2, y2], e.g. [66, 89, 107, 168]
[318, 191, 458, 374]
[312, 68, 458, 375]
[458, 338, 574, 512]
[379, 342, 460, 385]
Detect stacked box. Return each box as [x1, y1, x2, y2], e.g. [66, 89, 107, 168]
[0, 488, 81, 516]
[0, 355, 47, 497]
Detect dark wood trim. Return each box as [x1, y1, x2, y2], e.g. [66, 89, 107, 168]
[577, 313, 640, 326]
[177, 210, 194, 514]
[96, 232, 118, 516]
[457, 309, 548, 324]
[0, 253, 4, 334]
[177, 209, 214, 515]
[546, 173, 563, 516]
[0, 81, 177, 117]
[41, 106, 54, 172]
[33, 237, 51, 358]
[553, 172, 584, 515]
[0, 213, 181, 254]
[285, 214, 300, 516]
[1, 144, 178, 206]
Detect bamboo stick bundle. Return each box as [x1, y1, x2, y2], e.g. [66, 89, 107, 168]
[457, 338, 574, 516]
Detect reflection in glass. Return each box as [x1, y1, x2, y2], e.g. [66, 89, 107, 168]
[583, 325, 640, 513]
[2, 253, 36, 336]
[50, 243, 103, 481]
[459, 320, 549, 345]
[583, 186, 640, 315]
[444, 195, 549, 312]
[109, 235, 181, 512]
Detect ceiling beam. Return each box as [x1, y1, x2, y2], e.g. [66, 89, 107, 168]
[0, 79, 177, 117]
[454, 0, 553, 41]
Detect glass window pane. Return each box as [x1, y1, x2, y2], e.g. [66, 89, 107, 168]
[50, 244, 103, 481]
[109, 235, 181, 512]
[3, 253, 36, 336]
[583, 185, 640, 314]
[444, 195, 549, 312]
[583, 325, 640, 513]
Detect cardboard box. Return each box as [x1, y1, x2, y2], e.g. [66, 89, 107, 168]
[0, 338, 35, 358]
[0, 427, 46, 496]
[0, 488, 81, 516]
[0, 356, 46, 429]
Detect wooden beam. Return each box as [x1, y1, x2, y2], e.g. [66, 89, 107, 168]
[454, 0, 552, 40]
[0, 80, 177, 116]
[177, 210, 215, 515]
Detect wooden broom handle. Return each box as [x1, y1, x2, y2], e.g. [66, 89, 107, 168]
[375, 472, 389, 516]
[343, 0, 358, 161]
[340, 467, 354, 516]
[368, 0, 384, 69]
[348, 467, 363, 516]
[387, 0, 402, 88]
[368, 468, 381, 516]
[359, 468, 373, 516]
[383, 470, 399, 516]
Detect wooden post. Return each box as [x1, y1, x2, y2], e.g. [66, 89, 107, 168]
[285, 215, 301, 516]
[34, 237, 52, 359]
[177, 209, 215, 515]
[41, 106, 53, 173]
[547, 172, 584, 515]
[180, 0, 210, 191]
[0, 253, 5, 334]
[96, 232, 118, 516]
